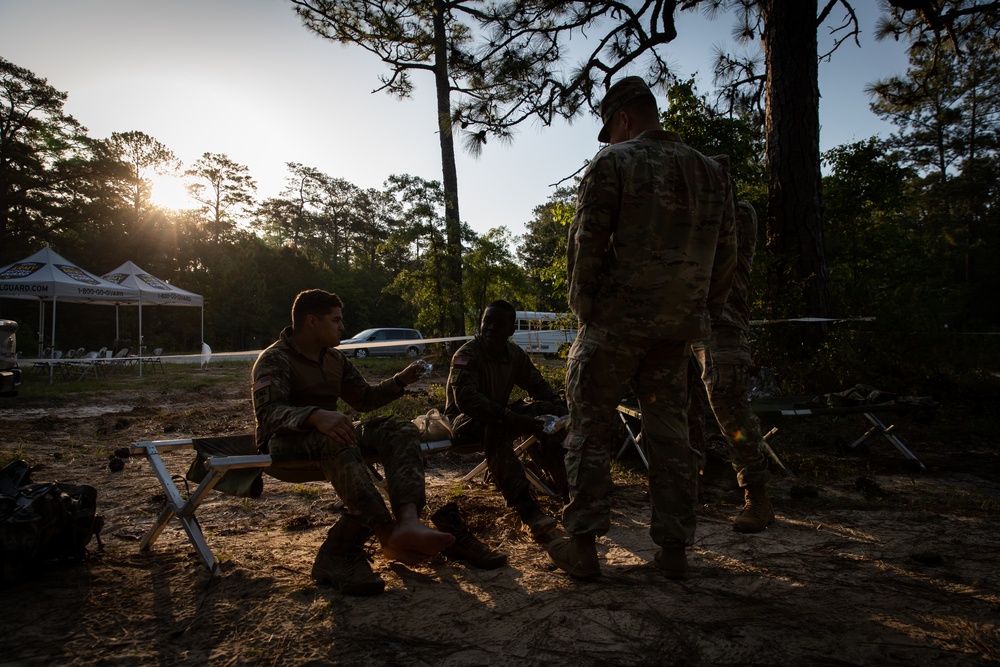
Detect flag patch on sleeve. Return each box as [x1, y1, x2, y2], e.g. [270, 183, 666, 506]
[252, 376, 273, 406]
[453, 356, 470, 367]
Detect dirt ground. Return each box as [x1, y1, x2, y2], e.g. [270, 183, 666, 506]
[1, 364, 998, 666]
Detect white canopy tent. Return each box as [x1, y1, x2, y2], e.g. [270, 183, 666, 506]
[102, 261, 205, 377]
[0, 247, 140, 380]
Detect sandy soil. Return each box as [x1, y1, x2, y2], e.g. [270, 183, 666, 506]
[0, 365, 998, 666]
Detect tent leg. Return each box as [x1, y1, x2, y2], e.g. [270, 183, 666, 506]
[138, 301, 143, 378]
[49, 298, 57, 385]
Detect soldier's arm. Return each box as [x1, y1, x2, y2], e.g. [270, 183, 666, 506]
[339, 356, 404, 413]
[251, 349, 317, 436]
[568, 156, 616, 324]
[707, 175, 738, 319]
[448, 352, 506, 423]
[516, 350, 561, 404]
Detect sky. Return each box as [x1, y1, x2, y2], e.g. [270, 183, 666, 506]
[0, 0, 913, 240]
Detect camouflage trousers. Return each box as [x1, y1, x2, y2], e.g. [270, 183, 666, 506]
[563, 324, 699, 549]
[690, 340, 770, 488]
[267, 415, 426, 528]
[451, 400, 567, 506]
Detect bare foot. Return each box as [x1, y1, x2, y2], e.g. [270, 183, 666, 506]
[383, 520, 455, 558]
[375, 504, 455, 562]
[381, 545, 435, 565]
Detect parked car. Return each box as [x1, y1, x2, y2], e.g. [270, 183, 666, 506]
[339, 328, 425, 359]
[0, 320, 22, 397]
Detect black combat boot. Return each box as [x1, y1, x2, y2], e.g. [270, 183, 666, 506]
[431, 501, 508, 569]
[312, 513, 385, 596]
[653, 547, 689, 580]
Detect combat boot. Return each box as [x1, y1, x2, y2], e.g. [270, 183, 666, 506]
[514, 496, 557, 537]
[546, 533, 600, 580]
[654, 547, 689, 580]
[431, 502, 508, 570]
[312, 513, 385, 596]
[733, 484, 775, 534]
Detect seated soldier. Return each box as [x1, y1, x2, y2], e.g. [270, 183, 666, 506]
[252, 289, 455, 596]
[444, 300, 568, 545]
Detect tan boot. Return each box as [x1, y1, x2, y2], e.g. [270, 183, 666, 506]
[733, 484, 775, 534]
[431, 502, 508, 570]
[514, 496, 558, 537]
[312, 514, 385, 596]
[546, 534, 600, 580]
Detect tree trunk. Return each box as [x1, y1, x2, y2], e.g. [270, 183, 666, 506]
[762, 0, 830, 319]
[433, 0, 466, 337]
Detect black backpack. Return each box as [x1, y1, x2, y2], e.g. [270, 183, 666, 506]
[0, 460, 103, 583]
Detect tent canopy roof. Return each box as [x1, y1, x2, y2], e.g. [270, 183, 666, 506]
[103, 261, 204, 307]
[0, 247, 139, 304]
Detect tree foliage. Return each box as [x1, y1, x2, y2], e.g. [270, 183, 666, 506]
[517, 186, 574, 312]
[0, 56, 87, 259]
[868, 31, 1000, 330]
[185, 152, 257, 243]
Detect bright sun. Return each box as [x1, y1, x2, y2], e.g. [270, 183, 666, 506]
[148, 174, 194, 211]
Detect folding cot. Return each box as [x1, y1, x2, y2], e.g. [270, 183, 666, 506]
[130, 427, 562, 575]
[616, 390, 938, 476]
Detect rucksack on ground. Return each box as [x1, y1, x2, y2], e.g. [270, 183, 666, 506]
[0, 460, 103, 583]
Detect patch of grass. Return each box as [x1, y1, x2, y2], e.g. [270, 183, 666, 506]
[446, 483, 466, 501]
[0, 443, 29, 467]
[611, 460, 647, 485]
[901, 485, 1000, 513]
[292, 484, 322, 501]
[15, 360, 253, 399]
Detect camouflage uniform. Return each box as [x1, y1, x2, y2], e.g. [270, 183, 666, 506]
[690, 202, 769, 488]
[445, 335, 566, 504]
[564, 129, 736, 549]
[252, 327, 425, 527]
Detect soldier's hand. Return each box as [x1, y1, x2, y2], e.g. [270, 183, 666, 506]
[307, 409, 357, 444]
[551, 398, 569, 417]
[507, 412, 545, 436]
[396, 360, 427, 385]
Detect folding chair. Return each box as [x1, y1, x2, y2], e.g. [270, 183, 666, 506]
[131, 437, 272, 574]
[131, 432, 555, 574]
[142, 347, 164, 374]
[104, 347, 131, 374]
[457, 433, 558, 497]
[615, 397, 796, 477]
[64, 351, 103, 381]
[132, 435, 372, 574]
[749, 395, 936, 471]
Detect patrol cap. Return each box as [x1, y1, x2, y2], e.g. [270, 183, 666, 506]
[598, 76, 656, 143]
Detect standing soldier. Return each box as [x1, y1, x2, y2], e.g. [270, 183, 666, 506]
[547, 76, 737, 581]
[690, 201, 774, 533]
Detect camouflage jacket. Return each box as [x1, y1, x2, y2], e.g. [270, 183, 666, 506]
[567, 129, 737, 339]
[444, 335, 560, 424]
[251, 327, 403, 448]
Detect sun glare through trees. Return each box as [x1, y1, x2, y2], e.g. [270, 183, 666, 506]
[149, 174, 192, 211]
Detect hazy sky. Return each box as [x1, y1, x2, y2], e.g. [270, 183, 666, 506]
[1, 0, 912, 238]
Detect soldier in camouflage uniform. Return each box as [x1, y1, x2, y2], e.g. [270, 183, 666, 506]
[445, 300, 567, 540]
[690, 201, 774, 533]
[252, 289, 454, 595]
[546, 77, 737, 581]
